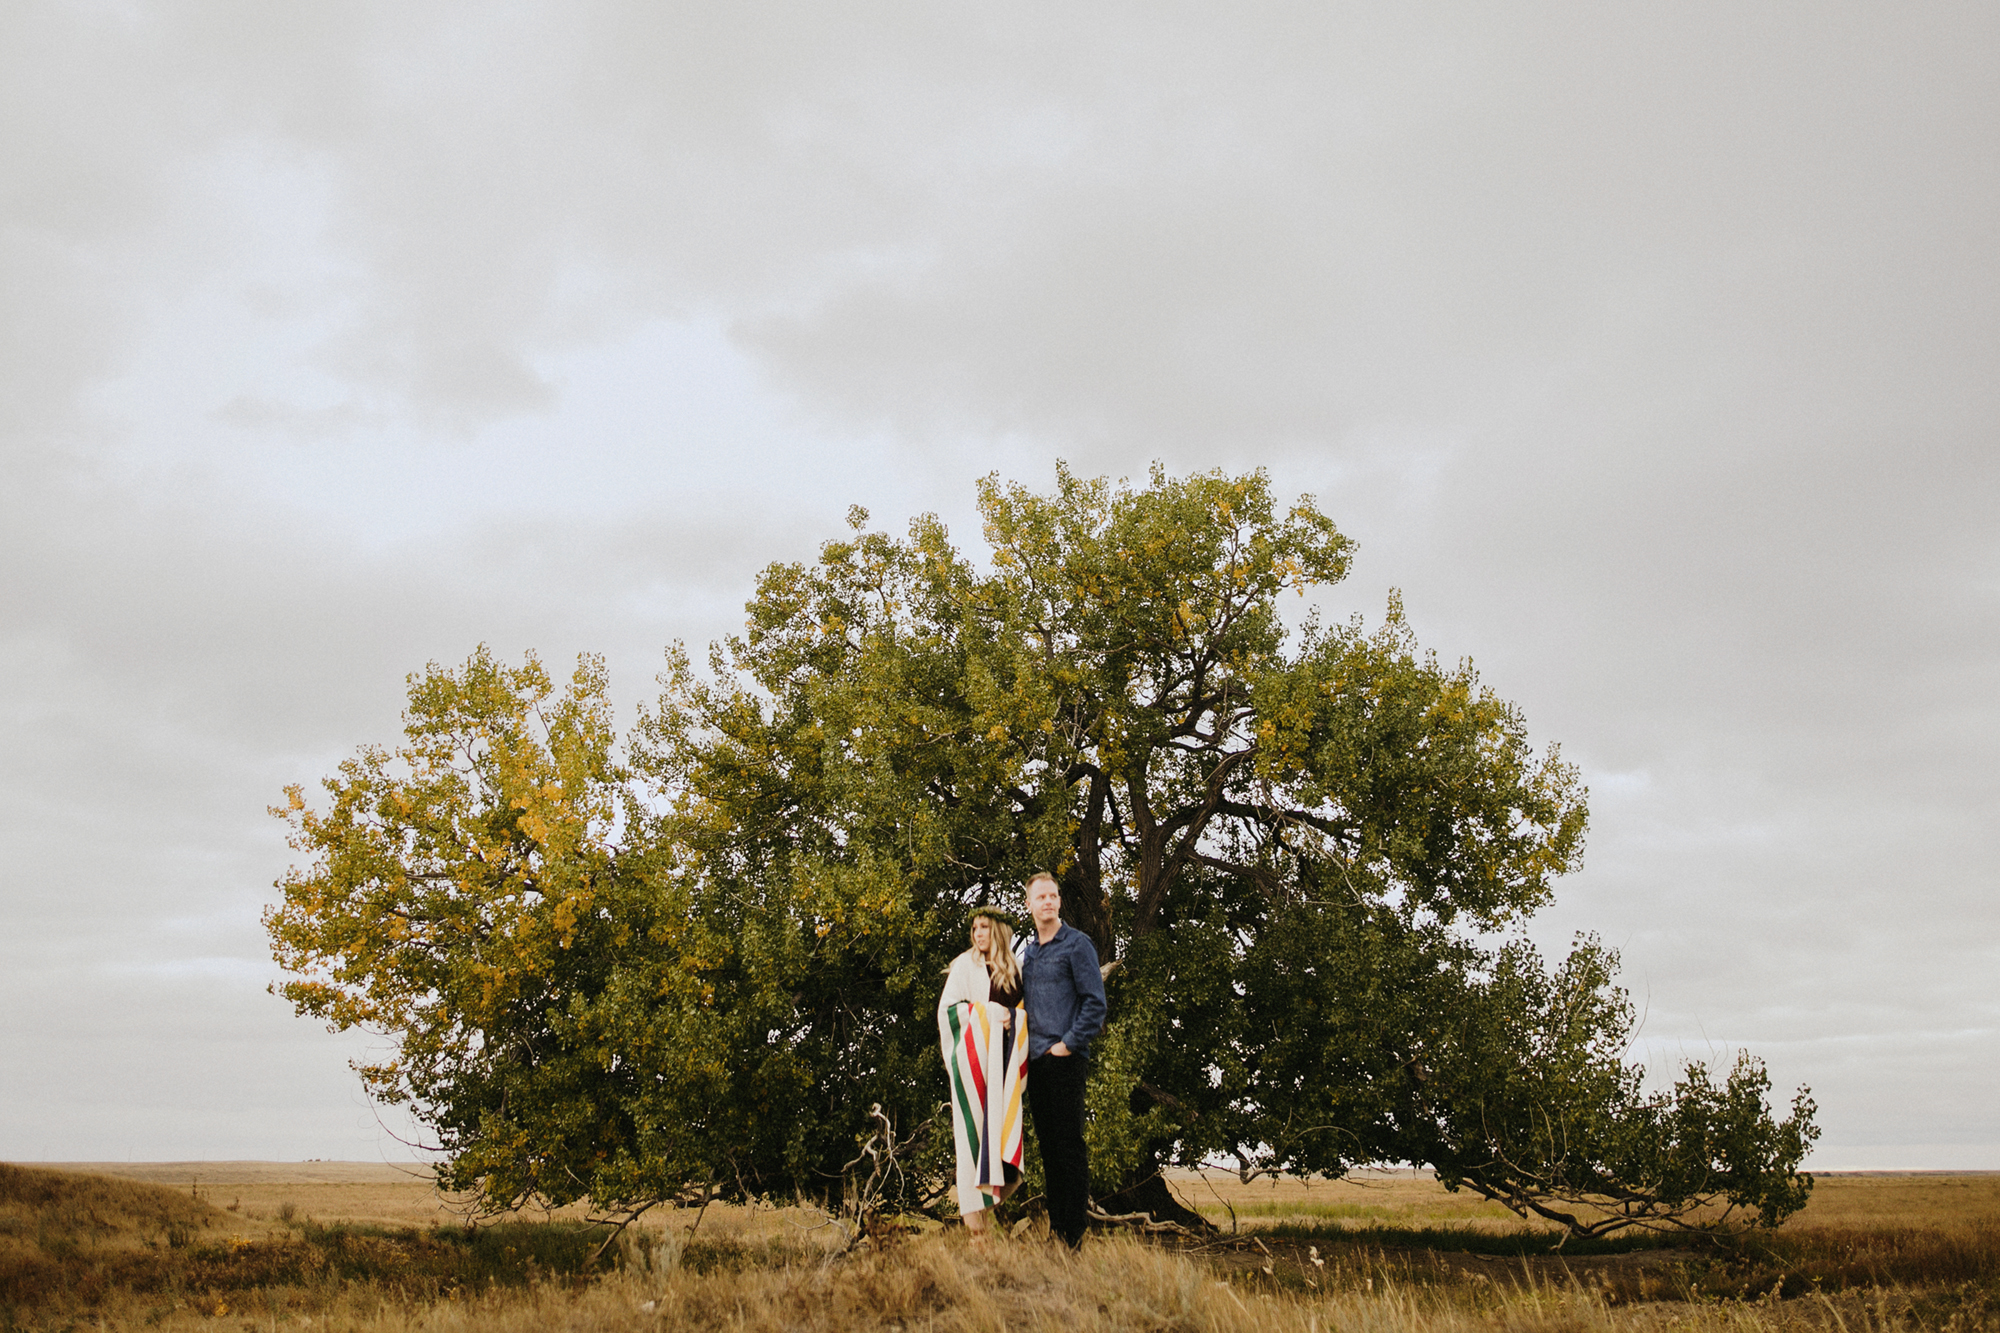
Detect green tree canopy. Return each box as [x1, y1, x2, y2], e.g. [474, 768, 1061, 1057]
[267, 465, 1816, 1233]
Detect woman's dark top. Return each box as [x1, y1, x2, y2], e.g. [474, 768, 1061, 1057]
[986, 966, 1023, 1009]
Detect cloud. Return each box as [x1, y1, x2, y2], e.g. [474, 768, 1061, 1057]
[2, 0, 1995, 1162]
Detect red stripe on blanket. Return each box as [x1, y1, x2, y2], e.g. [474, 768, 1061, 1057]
[963, 1021, 987, 1104]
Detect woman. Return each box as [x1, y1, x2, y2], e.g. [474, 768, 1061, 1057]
[936, 907, 1028, 1236]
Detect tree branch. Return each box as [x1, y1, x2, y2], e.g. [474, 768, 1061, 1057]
[1136, 744, 1258, 936]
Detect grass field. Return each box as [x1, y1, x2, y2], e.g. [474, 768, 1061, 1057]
[5, 1162, 1996, 1331]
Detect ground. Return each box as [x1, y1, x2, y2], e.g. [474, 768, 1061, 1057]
[6, 1162, 1996, 1331]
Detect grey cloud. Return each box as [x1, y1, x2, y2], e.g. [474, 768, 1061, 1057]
[3, 1, 1994, 1162]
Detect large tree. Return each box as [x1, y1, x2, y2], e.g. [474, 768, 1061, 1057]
[268, 465, 1816, 1233]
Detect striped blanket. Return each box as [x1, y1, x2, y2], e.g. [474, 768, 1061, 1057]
[939, 998, 1028, 1213]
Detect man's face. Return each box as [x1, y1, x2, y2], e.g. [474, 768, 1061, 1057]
[1028, 878, 1062, 926]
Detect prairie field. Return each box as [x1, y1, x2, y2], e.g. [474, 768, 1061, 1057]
[5, 1162, 1996, 1332]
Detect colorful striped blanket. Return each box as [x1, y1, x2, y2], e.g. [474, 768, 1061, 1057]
[939, 998, 1028, 1212]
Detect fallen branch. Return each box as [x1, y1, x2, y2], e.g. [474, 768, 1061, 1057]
[1086, 1204, 1203, 1237]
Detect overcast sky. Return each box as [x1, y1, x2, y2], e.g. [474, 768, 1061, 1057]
[2, 2, 1994, 1169]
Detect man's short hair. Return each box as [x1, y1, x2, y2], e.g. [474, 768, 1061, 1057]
[1025, 871, 1059, 893]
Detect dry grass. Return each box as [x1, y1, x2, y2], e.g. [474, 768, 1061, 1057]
[1728, 1178, 2000, 1301]
[15, 1230, 1983, 1333]
[4, 1163, 1996, 1332]
[0, 1162, 244, 1253]
[1177, 1169, 1548, 1234]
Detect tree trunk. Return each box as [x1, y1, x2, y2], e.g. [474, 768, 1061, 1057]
[1095, 1152, 1213, 1232]
[1059, 889, 1112, 960]
[1060, 771, 1114, 954]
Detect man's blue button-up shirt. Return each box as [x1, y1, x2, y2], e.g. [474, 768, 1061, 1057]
[1019, 922, 1108, 1059]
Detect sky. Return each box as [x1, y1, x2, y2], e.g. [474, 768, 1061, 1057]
[2, 2, 1994, 1170]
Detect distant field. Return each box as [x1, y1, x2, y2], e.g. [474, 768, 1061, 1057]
[1173, 1167, 1557, 1231]
[1780, 1172, 2000, 1228]
[1170, 1166, 2000, 1234]
[42, 1159, 2000, 1246]
[36, 1160, 818, 1241]
[44, 1161, 537, 1231]
[8, 1162, 1997, 1331]
[42, 1160, 2000, 1241]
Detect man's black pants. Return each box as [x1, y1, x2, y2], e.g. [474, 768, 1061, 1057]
[1027, 1052, 1090, 1247]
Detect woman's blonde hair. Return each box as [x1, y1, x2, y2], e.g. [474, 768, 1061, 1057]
[975, 914, 1022, 992]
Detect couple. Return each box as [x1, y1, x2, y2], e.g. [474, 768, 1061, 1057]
[936, 871, 1107, 1249]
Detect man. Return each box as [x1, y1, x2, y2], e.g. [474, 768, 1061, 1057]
[1018, 871, 1107, 1249]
